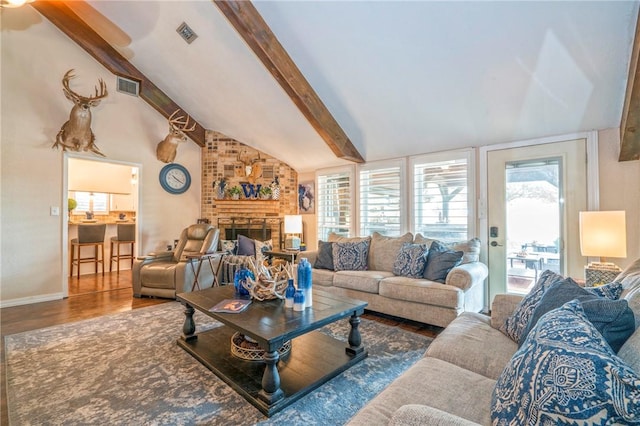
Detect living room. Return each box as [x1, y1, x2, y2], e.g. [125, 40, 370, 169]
[1, 1, 640, 424]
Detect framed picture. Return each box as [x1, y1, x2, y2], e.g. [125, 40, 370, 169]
[298, 181, 315, 214]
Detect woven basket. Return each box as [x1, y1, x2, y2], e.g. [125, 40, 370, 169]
[230, 332, 292, 361]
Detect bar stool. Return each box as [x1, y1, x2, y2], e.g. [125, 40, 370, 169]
[70, 223, 106, 278]
[110, 223, 136, 273]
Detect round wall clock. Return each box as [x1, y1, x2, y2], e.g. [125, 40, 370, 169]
[159, 163, 191, 194]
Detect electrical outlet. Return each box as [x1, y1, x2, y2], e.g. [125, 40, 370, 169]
[50, 206, 60, 216]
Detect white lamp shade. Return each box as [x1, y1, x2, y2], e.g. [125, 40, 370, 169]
[579, 211, 627, 258]
[284, 215, 303, 234]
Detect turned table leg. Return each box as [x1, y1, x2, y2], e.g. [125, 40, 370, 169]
[181, 303, 197, 341]
[347, 312, 365, 355]
[258, 349, 284, 404]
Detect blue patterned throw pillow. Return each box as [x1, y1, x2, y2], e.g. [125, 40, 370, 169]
[332, 240, 370, 271]
[492, 300, 640, 425]
[588, 280, 623, 300]
[393, 243, 428, 278]
[500, 269, 564, 343]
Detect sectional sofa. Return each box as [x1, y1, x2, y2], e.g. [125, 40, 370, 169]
[301, 232, 488, 328]
[346, 260, 640, 425]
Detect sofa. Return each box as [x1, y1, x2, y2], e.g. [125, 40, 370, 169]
[301, 232, 489, 327]
[346, 259, 640, 425]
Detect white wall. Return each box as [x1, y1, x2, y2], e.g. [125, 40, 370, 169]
[1, 7, 201, 306]
[598, 128, 640, 272]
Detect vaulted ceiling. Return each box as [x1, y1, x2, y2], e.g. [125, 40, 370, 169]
[30, 1, 640, 171]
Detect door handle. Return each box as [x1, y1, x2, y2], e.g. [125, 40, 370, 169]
[490, 241, 503, 247]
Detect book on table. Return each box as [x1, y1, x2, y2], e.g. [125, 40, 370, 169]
[210, 298, 252, 313]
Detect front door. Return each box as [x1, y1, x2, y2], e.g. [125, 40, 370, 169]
[486, 139, 588, 303]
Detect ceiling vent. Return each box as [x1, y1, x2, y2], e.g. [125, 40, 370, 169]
[176, 22, 198, 44]
[116, 76, 139, 97]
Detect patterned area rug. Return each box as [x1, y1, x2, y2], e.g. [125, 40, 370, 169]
[5, 302, 432, 425]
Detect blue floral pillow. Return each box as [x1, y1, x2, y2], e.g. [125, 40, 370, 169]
[588, 281, 623, 300]
[492, 300, 640, 424]
[393, 243, 428, 278]
[332, 240, 370, 271]
[500, 269, 564, 343]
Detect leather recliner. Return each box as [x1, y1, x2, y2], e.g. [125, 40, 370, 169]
[132, 224, 220, 299]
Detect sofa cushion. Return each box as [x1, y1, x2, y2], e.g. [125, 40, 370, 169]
[334, 270, 392, 294]
[393, 243, 428, 278]
[425, 312, 518, 380]
[379, 276, 463, 309]
[314, 240, 335, 270]
[327, 232, 371, 244]
[492, 300, 640, 425]
[619, 327, 640, 374]
[348, 357, 495, 426]
[389, 405, 480, 426]
[520, 279, 635, 351]
[500, 269, 564, 342]
[414, 235, 481, 264]
[423, 241, 463, 283]
[369, 232, 414, 272]
[310, 267, 335, 287]
[333, 240, 370, 271]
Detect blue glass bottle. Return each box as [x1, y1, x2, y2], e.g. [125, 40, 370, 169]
[285, 279, 295, 308]
[234, 266, 251, 298]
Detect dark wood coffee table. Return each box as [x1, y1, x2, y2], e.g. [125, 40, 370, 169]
[176, 285, 368, 416]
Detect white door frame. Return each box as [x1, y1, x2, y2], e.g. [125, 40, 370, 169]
[478, 131, 599, 310]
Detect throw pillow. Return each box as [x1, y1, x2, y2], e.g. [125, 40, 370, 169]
[393, 243, 428, 278]
[236, 234, 256, 256]
[220, 239, 237, 254]
[369, 232, 414, 272]
[414, 235, 481, 264]
[314, 240, 335, 270]
[588, 280, 624, 300]
[499, 269, 564, 343]
[519, 278, 634, 352]
[492, 300, 640, 424]
[423, 241, 463, 283]
[254, 239, 273, 261]
[332, 240, 370, 271]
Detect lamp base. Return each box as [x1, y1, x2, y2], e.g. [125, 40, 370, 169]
[584, 262, 621, 287]
[285, 236, 301, 250]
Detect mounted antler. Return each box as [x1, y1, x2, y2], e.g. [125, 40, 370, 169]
[53, 69, 108, 156]
[156, 109, 197, 163]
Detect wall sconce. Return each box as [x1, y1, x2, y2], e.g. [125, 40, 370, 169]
[579, 210, 627, 286]
[284, 215, 303, 251]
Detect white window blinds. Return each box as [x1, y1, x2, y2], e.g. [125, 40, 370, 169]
[73, 192, 109, 214]
[359, 163, 402, 236]
[412, 156, 469, 242]
[317, 170, 352, 241]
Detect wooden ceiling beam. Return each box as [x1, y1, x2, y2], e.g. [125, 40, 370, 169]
[214, 1, 364, 163]
[30, 1, 207, 147]
[620, 8, 640, 161]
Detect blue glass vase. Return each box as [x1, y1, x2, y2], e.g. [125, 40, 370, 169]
[234, 266, 251, 298]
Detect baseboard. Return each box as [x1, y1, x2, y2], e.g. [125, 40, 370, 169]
[0, 292, 64, 308]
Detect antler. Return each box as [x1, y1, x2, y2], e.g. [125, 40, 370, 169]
[62, 69, 108, 103]
[168, 109, 197, 133]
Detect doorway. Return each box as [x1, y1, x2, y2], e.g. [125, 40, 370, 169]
[486, 139, 588, 303]
[63, 155, 141, 297]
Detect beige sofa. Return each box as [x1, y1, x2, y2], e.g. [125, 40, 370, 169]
[346, 260, 640, 425]
[301, 232, 488, 328]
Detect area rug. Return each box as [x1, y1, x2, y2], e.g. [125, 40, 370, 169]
[5, 302, 432, 425]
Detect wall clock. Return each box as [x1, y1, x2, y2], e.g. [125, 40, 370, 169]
[159, 163, 191, 194]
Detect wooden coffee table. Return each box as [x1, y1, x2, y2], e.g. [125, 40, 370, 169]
[176, 285, 368, 416]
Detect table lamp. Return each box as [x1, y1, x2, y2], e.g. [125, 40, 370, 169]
[284, 215, 303, 250]
[579, 210, 627, 286]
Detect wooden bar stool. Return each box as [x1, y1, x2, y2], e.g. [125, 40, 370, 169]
[110, 223, 136, 273]
[70, 224, 106, 278]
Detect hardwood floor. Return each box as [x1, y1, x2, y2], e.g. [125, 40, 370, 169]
[1, 271, 441, 424]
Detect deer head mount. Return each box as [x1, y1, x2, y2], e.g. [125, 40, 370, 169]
[53, 69, 108, 157]
[156, 109, 196, 163]
[236, 150, 262, 183]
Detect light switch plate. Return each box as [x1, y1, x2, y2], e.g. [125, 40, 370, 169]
[50, 206, 60, 216]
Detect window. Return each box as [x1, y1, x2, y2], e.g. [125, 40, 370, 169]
[359, 160, 404, 236]
[411, 151, 472, 241]
[72, 192, 109, 214]
[316, 168, 353, 241]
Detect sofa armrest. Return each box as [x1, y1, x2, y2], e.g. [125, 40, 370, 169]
[136, 251, 173, 261]
[445, 262, 488, 291]
[300, 251, 318, 266]
[389, 405, 481, 426]
[490, 293, 524, 330]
